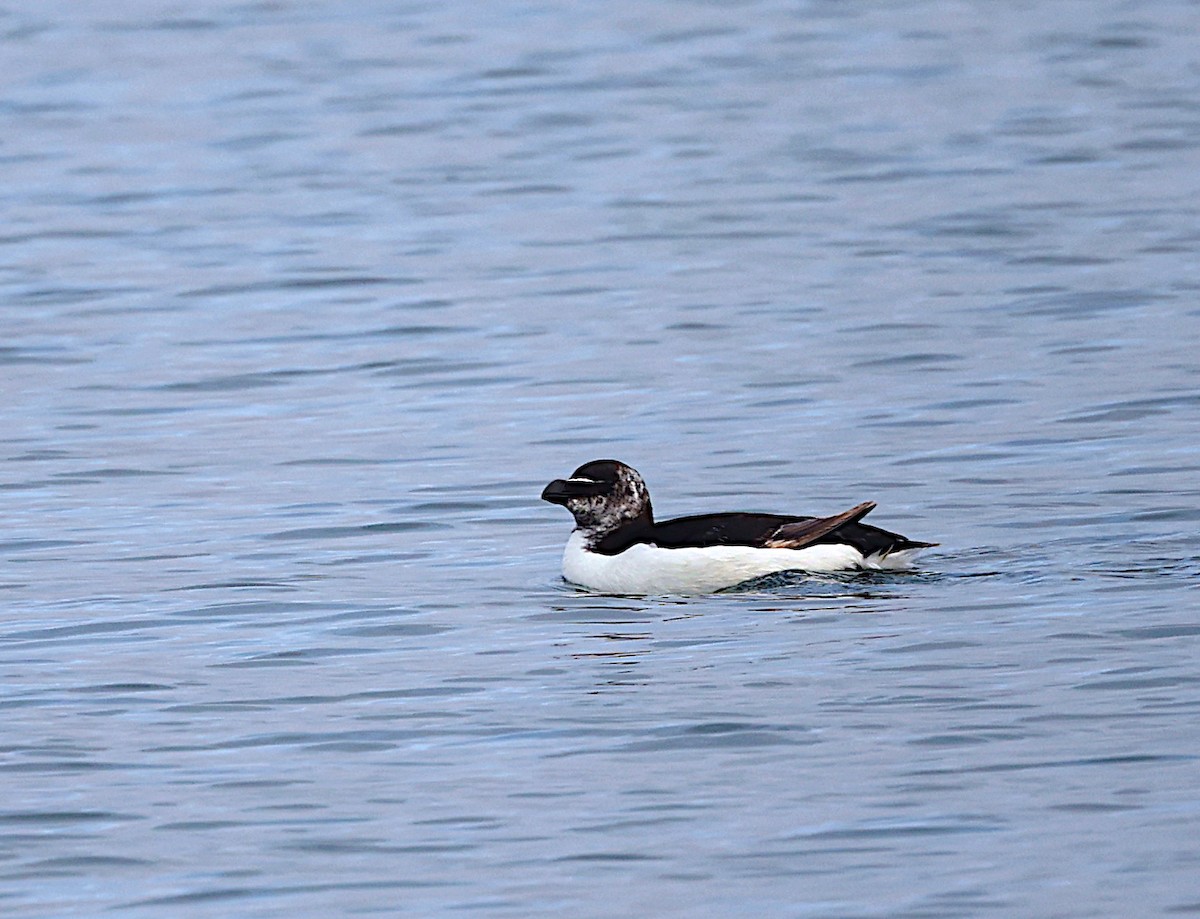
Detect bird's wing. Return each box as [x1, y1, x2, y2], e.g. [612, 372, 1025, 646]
[763, 501, 877, 549]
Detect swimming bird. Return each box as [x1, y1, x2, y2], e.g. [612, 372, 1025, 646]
[541, 459, 935, 594]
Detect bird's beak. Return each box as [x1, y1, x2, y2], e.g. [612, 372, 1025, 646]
[542, 476, 604, 505]
[540, 479, 573, 505]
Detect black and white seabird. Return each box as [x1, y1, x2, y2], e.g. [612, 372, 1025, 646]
[541, 459, 936, 594]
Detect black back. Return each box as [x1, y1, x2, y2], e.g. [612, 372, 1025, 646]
[594, 511, 929, 557]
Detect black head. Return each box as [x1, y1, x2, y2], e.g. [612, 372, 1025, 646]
[541, 459, 653, 535]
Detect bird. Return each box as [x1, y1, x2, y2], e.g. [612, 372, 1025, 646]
[541, 459, 935, 594]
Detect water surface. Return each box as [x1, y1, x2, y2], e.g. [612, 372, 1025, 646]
[3, 1, 1200, 916]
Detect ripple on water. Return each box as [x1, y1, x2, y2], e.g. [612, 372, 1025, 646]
[4, 2, 1200, 917]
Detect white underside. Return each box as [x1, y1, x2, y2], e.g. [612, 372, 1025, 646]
[561, 530, 926, 595]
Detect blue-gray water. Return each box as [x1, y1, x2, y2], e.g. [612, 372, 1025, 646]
[4, 2, 1200, 916]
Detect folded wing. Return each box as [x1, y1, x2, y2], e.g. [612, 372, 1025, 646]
[763, 501, 877, 549]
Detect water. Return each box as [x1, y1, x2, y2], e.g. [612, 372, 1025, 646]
[3, 1, 1200, 915]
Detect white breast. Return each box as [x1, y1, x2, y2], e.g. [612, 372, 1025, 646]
[561, 530, 876, 594]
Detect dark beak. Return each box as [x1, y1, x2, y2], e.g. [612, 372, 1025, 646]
[540, 479, 572, 505]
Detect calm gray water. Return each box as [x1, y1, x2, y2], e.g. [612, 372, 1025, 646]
[4, 1, 1200, 916]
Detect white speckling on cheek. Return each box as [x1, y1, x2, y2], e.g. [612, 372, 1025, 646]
[566, 466, 651, 538]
